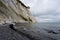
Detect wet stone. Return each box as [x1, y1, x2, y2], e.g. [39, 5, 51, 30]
[0, 24, 30, 40]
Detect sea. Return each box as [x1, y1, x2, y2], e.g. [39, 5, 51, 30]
[15, 22, 60, 40]
[0, 22, 60, 40]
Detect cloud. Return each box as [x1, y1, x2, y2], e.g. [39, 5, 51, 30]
[36, 17, 53, 22]
[36, 15, 60, 22]
[21, 0, 60, 22]
[31, 0, 60, 13]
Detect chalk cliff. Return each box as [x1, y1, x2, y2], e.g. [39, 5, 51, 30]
[0, 0, 36, 24]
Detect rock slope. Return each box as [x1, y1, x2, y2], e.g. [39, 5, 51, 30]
[0, 0, 36, 24]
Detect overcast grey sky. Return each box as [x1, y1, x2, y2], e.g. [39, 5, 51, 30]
[21, 0, 60, 22]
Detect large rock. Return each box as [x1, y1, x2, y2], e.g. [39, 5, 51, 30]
[0, 0, 36, 24]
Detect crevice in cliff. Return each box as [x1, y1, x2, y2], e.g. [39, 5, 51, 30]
[20, 15, 28, 21]
[29, 18, 32, 22]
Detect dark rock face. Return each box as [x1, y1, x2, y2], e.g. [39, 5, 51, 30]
[0, 24, 30, 40]
[44, 29, 58, 34]
[48, 30, 58, 34]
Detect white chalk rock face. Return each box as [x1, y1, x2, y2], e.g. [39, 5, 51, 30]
[0, 0, 36, 24]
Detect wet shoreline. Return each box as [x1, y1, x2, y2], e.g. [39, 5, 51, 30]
[0, 23, 60, 40]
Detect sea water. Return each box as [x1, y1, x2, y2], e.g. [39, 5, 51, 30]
[15, 22, 60, 40]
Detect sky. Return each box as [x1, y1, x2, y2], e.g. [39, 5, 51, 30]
[21, 0, 60, 22]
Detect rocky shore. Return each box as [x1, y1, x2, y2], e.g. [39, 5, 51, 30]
[0, 23, 40, 40]
[0, 24, 30, 40]
[0, 23, 60, 40]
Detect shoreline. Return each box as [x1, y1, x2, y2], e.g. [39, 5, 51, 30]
[0, 23, 60, 40]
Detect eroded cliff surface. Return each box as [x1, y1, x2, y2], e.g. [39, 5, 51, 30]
[0, 0, 36, 24]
